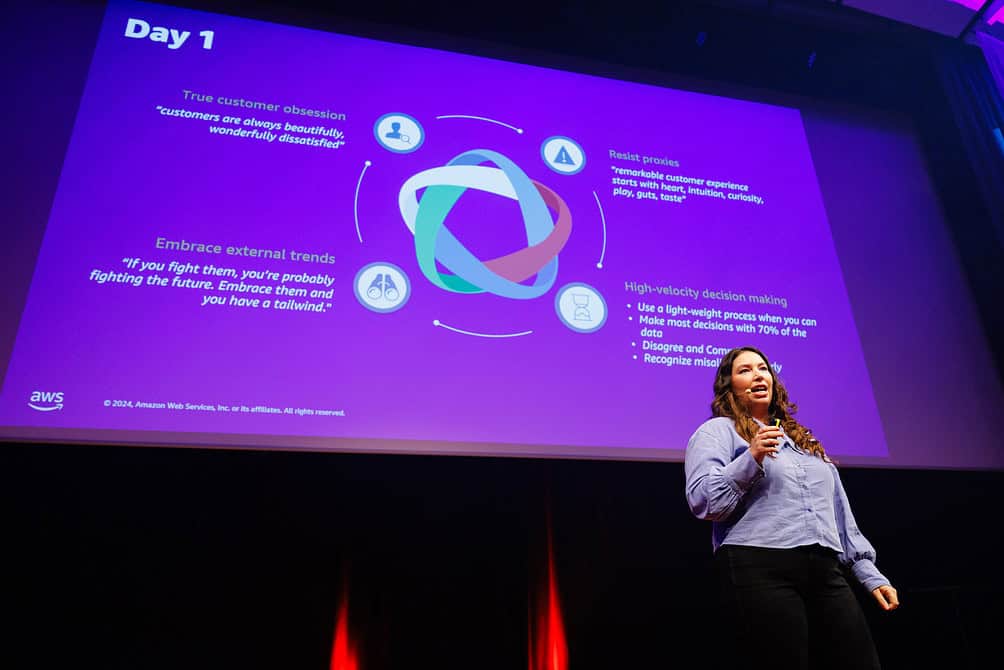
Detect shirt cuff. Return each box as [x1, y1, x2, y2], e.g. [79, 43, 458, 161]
[722, 449, 764, 495]
[851, 559, 889, 593]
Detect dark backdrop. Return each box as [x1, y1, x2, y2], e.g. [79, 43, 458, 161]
[6, 443, 1003, 669]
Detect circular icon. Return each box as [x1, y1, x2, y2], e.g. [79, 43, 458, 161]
[541, 136, 586, 175]
[374, 113, 425, 154]
[354, 262, 411, 313]
[555, 282, 607, 333]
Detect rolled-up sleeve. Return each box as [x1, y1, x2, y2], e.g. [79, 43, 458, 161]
[685, 424, 764, 522]
[831, 465, 890, 592]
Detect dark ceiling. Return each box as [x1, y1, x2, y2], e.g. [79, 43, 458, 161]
[702, 0, 1004, 40]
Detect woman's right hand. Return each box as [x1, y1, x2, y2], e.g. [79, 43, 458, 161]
[750, 425, 783, 464]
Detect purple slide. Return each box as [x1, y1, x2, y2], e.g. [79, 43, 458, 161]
[0, 0, 887, 459]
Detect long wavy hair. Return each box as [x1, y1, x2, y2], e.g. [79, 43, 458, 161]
[710, 346, 828, 460]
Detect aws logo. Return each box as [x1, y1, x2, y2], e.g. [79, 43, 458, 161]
[29, 390, 64, 412]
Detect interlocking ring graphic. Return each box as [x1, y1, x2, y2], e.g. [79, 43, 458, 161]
[398, 149, 572, 299]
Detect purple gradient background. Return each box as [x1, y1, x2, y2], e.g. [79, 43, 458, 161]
[0, 0, 883, 457]
[803, 107, 1004, 468]
[1, 0, 1000, 468]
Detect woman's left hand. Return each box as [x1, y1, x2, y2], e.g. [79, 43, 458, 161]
[871, 584, 899, 611]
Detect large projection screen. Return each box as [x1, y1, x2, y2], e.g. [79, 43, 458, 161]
[2, 0, 1002, 469]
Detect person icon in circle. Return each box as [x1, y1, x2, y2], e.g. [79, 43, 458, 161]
[384, 121, 410, 144]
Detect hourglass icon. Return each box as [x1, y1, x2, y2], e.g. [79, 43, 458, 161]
[571, 293, 592, 322]
[555, 283, 607, 333]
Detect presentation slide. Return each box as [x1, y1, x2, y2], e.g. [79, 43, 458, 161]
[6, 0, 997, 465]
[0, 0, 886, 458]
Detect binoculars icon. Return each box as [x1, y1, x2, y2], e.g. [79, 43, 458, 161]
[366, 273, 400, 302]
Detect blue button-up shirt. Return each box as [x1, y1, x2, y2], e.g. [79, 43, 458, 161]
[684, 416, 889, 592]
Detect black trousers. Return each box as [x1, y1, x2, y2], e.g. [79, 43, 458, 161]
[714, 544, 882, 670]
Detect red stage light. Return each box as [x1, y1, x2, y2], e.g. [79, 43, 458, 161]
[529, 529, 568, 670]
[330, 598, 359, 670]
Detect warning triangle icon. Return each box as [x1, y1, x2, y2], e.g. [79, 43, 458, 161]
[553, 145, 575, 166]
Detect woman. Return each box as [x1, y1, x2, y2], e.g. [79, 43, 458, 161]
[684, 346, 898, 670]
